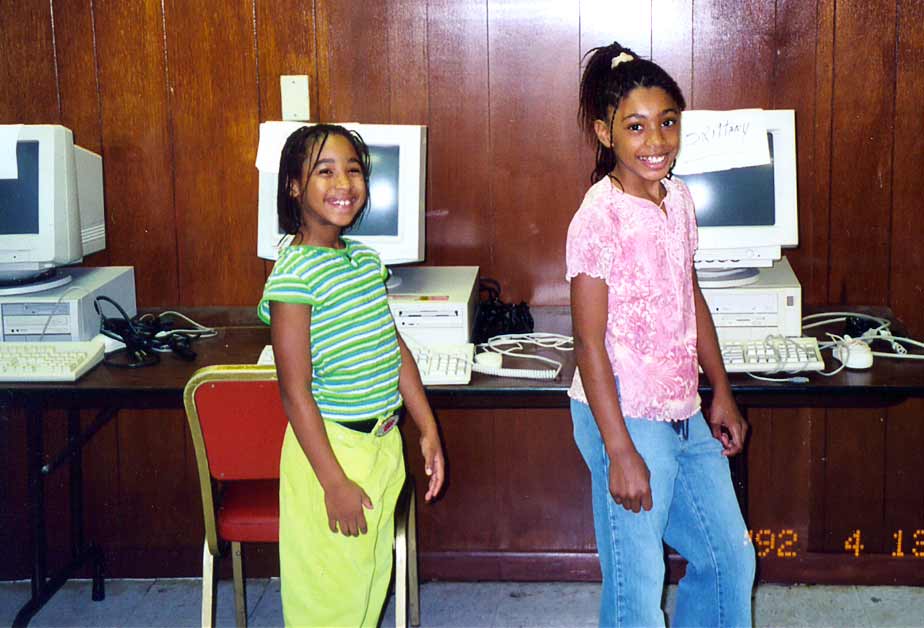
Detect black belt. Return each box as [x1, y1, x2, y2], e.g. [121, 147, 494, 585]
[670, 418, 689, 440]
[337, 418, 379, 434]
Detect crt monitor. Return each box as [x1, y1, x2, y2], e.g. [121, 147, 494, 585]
[0, 124, 105, 294]
[678, 109, 798, 287]
[257, 122, 426, 268]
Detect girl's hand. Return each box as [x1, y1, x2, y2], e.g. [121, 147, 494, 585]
[419, 430, 445, 502]
[609, 448, 653, 513]
[323, 477, 374, 536]
[707, 393, 748, 456]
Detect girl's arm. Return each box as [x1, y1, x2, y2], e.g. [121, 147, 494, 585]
[692, 275, 748, 456]
[395, 334, 445, 502]
[270, 300, 374, 536]
[571, 274, 653, 513]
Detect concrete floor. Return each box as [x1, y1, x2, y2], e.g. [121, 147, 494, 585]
[2, 579, 923, 627]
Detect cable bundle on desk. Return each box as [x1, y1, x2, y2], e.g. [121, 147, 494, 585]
[472, 278, 534, 344]
[474, 332, 574, 380]
[94, 296, 216, 367]
[804, 311, 924, 372]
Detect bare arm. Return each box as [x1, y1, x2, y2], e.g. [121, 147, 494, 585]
[692, 275, 747, 456]
[395, 334, 445, 502]
[571, 274, 652, 512]
[270, 301, 373, 536]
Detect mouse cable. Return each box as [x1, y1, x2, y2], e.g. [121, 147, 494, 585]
[813, 333, 866, 376]
[745, 372, 811, 384]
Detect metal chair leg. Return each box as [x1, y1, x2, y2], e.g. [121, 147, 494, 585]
[202, 539, 218, 628]
[395, 480, 409, 628]
[231, 541, 248, 627]
[408, 483, 420, 627]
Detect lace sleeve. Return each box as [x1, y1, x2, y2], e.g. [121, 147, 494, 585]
[565, 197, 618, 284]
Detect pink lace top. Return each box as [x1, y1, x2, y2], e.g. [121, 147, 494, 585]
[566, 177, 701, 422]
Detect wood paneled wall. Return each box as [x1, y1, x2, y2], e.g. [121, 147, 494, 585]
[2, 0, 923, 582]
[2, 0, 922, 319]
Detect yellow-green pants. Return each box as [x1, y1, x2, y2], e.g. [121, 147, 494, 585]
[279, 419, 405, 627]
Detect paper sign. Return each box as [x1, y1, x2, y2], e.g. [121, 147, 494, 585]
[0, 125, 22, 179]
[255, 121, 308, 173]
[673, 109, 771, 175]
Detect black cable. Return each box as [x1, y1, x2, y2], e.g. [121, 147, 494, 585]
[94, 296, 198, 367]
[472, 279, 534, 344]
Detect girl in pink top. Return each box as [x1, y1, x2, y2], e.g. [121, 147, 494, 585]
[567, 42, 755, 627]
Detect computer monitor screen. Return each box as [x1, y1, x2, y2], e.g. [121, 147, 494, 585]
[0, 125, 105, 294]
[350, 144, 400, 236]
[256, 122, 426, 266]
[677, 110, 798, 287]
[687, 139, 775, 229]
[0, 142, 40, 235]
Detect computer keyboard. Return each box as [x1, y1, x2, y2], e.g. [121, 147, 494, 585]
[719, 336, 825, 373]
[0, 337, 106, 382]
[408, 343, 474, 385]
[258, 342, 475, 385]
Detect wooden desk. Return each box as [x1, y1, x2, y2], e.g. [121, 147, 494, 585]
[5, 307, 924, 624]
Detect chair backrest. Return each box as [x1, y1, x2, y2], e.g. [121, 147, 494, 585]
[183, 364, 288, 555]
[184, 365, 288, 481]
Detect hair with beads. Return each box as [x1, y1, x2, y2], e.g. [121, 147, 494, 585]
[277, 124, 371, 235]
[578, 42, 686, 184]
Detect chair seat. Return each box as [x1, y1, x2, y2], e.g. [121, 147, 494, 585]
[217, 480, 279, 543]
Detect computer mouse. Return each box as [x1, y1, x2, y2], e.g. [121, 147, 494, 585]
[832, 338, 874, 369]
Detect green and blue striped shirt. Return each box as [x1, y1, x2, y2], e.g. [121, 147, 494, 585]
[258, 238, 403, 423]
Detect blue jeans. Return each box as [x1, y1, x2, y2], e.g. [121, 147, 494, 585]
[571, 400, 755, 628]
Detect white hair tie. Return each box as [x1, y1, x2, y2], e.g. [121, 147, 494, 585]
[611, 52, 635, 69]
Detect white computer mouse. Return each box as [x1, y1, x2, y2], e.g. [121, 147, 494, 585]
[833, 338, 874, 369]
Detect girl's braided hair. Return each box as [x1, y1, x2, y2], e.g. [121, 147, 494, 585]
[578, 42, 686, 183]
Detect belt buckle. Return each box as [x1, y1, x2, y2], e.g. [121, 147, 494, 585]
[375, 415, 397, 437]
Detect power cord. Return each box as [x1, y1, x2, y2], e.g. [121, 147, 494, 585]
[867, 328, 924, 360]
[94, 296, 216, 368]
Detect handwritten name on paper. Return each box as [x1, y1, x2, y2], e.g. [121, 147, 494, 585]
[684, 119, 752, 147]
[673, 109, 771, 176]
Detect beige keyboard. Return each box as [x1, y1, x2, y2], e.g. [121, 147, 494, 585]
[0, 337, 106, 382]
[720, 336, 825, 373]
[409, 343, 474, 385]
[258, 343, 475, 385]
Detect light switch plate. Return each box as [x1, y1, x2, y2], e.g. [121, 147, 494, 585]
[280, 75, 310, 121]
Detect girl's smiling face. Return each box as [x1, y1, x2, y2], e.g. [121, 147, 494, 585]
[595, 86, 682, 199]
[291, 133, 368, 238]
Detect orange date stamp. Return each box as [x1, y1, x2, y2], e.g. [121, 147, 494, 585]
[746, 528, 924, 559]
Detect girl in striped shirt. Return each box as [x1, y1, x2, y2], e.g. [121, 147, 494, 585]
[258, 124, 444, 627]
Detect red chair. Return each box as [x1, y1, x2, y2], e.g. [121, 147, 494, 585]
[183, 364, 419, 627]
